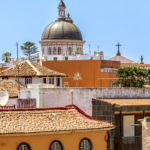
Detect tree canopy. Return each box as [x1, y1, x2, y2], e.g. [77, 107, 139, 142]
[21, 41, 38, 61]
[115, 67, 150, 88]
[2, 52, 12, 63]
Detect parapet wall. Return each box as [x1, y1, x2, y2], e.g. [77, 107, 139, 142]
[37, 88, 150, 115]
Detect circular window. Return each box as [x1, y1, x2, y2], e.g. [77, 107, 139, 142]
[50, 141, 63, 150]
[79, 138, 92, 150]
[17, 143, 31, 150]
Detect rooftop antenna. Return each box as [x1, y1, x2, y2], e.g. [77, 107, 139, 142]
[88, 44, 91, 55]
[97, 45, 100, 52]
[16, 42, 20, 99]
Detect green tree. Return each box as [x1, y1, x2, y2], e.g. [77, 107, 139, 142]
[114, 67, 149, 88]
[21, 41, 38, 61]
[2, 52, 12, 63]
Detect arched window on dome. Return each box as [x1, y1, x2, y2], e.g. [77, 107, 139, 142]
[42, 48, 45, 56]
[80, 48, 83, 55]
[53, 47, 56, 55]
[67, 47, 72, 55]
[48, 47, 52, 55]
[76, 48, 81, 55]
[58, 47, 62, 55]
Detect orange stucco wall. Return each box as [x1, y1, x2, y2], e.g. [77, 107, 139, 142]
[0, 130, 107, 150]
[43, 60, 120, 87]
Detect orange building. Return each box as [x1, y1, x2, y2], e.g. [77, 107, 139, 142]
[0, 105, 113, 150]
[43, 60, 120, 88]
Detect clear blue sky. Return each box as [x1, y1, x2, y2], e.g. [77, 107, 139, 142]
[0, 0, 150, 63]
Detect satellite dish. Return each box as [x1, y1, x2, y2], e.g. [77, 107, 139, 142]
[0, 91, 9, 106]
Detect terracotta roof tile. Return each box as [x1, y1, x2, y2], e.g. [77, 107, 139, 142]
[98, 99, 150, 107]
[0, 105, 113, 135]
[0, 80, 25, 98]
[0, 60, 66, 77]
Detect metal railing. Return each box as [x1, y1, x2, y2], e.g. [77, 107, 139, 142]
[121, 136, 142, 150]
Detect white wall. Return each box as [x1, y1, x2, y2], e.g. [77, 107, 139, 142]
[20, 88, 150, 116]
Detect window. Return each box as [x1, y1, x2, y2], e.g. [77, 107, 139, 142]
[49, 78, 54, 84]
[50, 141, 63, 150]
[53, 47, 56, 55]
[43, 78, 47, 84]
[80, 138, 92, 150]
[68, 47, 72, 55]
[25, 78, 32, 85]
[76, 48, 81, 54]
[42, 48, 44, 55]
[58, 47, 62, 55]
[48, 47, 52, 55]
[56, 78, 61, 87]
[17, 143, 31, 150]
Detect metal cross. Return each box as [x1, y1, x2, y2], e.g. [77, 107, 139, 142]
[116, 43, 121, 56]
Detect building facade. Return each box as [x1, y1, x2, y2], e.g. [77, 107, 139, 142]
[0, 60, 66, 87]
[43, 60, 120, 88]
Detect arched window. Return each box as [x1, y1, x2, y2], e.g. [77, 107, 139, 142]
[79, 138, 92, 150]
[48, 47, 52, 55]
[58, 47, 62, 55]
[50, 141, 63, 150]
[17, 143, 31, 150]
[53, 47, 56, 55]
[76, 48, 81, 54]
[68, 47, 72, 55]
[42, 48, 45, 55]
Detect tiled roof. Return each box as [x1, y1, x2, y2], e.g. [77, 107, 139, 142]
[109, 56, 137, 64]
[0, 60, 66, 77]
[0, 67, 8, 71]
[145, 85, 150, 88]
[0, 105, 113, 136]
[121, 64, 150, 68]
[98, 99, 150, 107]
[0, 80, 25, 98]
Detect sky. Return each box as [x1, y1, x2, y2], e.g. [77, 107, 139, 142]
[0, 0, 150, 63]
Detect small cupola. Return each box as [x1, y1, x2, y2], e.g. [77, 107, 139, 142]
[58, 0, 66, 20]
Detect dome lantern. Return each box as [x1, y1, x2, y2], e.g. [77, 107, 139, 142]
[58, 0, 66, 20]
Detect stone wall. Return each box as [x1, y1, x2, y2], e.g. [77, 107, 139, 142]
[92, 99, 115, 123]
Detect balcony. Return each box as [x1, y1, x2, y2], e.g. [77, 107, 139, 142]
[122, 136, 142, 150]
[114, 136, 142, 150]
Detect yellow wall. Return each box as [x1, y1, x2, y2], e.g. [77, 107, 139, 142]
[0, 130, 107, 150]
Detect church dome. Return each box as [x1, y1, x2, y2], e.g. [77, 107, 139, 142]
[42, 20, 83, 41]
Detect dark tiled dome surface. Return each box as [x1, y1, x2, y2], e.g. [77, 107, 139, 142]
[42, 20, 83, 41]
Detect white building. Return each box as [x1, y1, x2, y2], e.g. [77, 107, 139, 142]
[0, 60, 66, 87]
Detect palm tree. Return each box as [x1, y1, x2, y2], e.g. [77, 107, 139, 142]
[2, 52, 12, 63]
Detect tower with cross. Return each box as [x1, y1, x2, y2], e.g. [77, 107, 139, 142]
[116, 43, 121, 56]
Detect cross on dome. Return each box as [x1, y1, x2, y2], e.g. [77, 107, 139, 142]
[116, 43, 122, 56]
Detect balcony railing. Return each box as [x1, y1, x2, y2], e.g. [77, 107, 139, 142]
[0, 105, 15, 110]
[121, 136, 142, 150]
